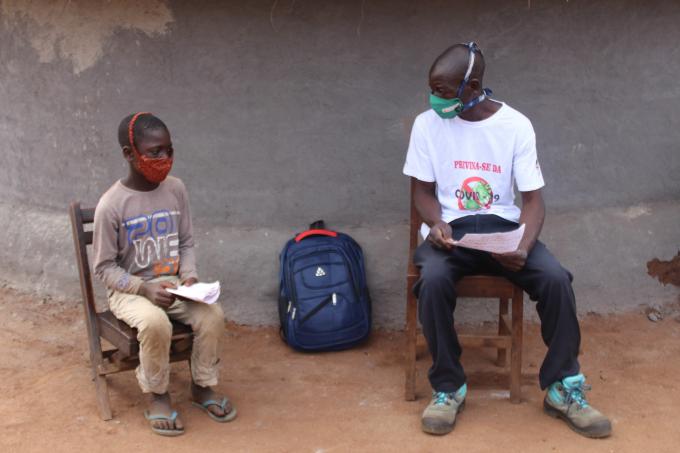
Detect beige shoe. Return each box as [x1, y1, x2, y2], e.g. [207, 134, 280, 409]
[421, 384, 467, 435]
[544, 374, 612, 438]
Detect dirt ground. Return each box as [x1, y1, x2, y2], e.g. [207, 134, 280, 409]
[1, 287, 679, 453]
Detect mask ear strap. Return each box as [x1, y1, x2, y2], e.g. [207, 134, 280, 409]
[456, 42, 477, 99]
[461, 88, 492, 112]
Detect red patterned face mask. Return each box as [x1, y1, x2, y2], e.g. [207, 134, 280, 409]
[133, 149, 173, 183]
[128, 112, 173, 183]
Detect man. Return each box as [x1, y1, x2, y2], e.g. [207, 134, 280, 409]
[403, 42, 611, 438]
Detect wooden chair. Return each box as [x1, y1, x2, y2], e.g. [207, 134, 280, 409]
[404, 179, 524, 403]
[69, 201, 194, 420]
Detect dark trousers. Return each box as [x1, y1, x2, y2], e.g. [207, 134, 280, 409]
[413, 214, 581, 392]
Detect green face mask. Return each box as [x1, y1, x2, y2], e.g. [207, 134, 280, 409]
[429, 94, 464, 119]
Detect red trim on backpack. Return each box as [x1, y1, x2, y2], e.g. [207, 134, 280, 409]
[295, 229, 338, 242]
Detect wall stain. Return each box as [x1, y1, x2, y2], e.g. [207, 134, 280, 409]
[1, 0, 174, 74]
[647, 252, 680, 287]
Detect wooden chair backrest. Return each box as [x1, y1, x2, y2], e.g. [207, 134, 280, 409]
[409, 178, 421, 252]
[408, 178, 424, 277]
[69, 202, 101, 342]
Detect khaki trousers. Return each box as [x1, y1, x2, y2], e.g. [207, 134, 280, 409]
[108, 276, 224, 394]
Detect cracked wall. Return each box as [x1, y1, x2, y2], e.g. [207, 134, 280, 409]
[1, 0, 173, 74]
[0, 0, 678, 325]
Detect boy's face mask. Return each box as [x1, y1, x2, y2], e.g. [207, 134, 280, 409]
[128, 112, 173, 183]
[429, 41, 491, 119]
[133, 148, 173, 183]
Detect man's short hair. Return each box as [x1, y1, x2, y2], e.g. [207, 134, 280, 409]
[430, 43, 485, 82]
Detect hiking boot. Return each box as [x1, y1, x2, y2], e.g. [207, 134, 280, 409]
[421, 383, 467, 435]
[543, 374, 612, 438]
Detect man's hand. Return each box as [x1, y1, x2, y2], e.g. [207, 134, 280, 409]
[139, 281, 177, 310]
[182, 277, 198, 287]
[427, 220, 455, 251]
[492, 248, 528, 272]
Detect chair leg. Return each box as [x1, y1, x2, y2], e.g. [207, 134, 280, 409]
[509, 288, 523, 404]
[496, 297, 509, 367]
[405, 286, 418, 401]
[93, 371, 113, 420]
[87, 329, 113, 420]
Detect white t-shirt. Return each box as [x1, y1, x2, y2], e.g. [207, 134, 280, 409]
[403, 102, 544, 230]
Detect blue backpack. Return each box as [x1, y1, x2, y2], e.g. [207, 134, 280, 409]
[278, 220, 371, 351]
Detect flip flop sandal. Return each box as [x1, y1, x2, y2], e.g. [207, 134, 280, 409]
[144, 410, 185, 436]
[192, 397, 237, 423]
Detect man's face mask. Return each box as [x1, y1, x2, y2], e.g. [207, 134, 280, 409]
[429, 94, 465, 119]
[429, 42, 492, 119]
[128, 112, 173, 183]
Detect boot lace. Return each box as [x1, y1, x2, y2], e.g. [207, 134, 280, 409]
[433, 391, 454, 406]
[564, 383, 591, 409]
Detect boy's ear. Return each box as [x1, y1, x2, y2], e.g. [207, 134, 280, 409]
[122, 146, 134, 162]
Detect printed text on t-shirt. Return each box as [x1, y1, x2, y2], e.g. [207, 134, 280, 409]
[454, 160, 502, 173]
[123, 209, 181, 276]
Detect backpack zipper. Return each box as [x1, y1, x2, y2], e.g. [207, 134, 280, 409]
[299, 293, 336, 324]
[293, 248, 360, 301]
[287, 245, 360, 316]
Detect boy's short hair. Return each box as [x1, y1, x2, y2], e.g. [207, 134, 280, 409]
[117, 113, 168, 148]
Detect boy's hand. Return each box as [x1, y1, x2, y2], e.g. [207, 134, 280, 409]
[169, 277, 199, 302]
[427, 221, 455, 251]
[139, 281, 177, 309]
[491, 248, 528, 272]
[182, 277, 198, 287]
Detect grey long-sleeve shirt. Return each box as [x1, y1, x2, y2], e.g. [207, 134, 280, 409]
[93, 176, 198, 294]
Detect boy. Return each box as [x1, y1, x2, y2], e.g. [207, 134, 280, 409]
[93, 112, 236, 436]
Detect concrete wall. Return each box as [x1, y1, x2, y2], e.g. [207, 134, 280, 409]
[1, 0, 678, 327]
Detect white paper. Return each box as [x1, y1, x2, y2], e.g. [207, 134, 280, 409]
[167, 281, 221, 304]
[451, 224, 525, 254]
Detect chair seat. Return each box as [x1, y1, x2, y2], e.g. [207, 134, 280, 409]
[456, 275, 516, 298]
[97, 310, 193, 357]
[406, 273, 517, 298]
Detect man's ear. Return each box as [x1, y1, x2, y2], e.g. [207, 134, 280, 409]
[122, 146, 134, 162]
[468, 78, 481, 95]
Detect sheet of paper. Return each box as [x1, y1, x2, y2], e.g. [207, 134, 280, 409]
[167, 281, 221, 304]
[450, 224, 525, 254]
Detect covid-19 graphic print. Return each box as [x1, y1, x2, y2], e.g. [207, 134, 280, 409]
[455, 176, 499, 210]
